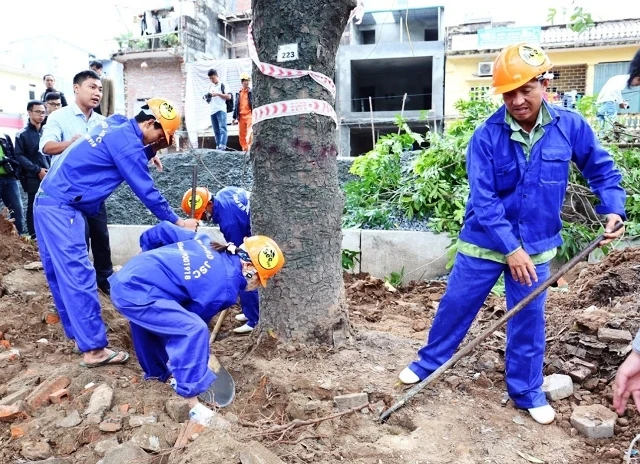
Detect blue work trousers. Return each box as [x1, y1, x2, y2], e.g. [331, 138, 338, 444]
[240, 289, 259, 328]
[110, 289, 216, 398]
[33, 196, 108, 351]
[409, 253, 550, 409]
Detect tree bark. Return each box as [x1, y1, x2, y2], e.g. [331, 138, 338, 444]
[250, 0, 356, 345]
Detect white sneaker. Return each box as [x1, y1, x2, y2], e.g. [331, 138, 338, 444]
[233, 323, 254, 334]
[189, 403, 215, 426]
[528, 405, 555, 425]
[235, 314, 248, 322]
[399, 367, 420, 384]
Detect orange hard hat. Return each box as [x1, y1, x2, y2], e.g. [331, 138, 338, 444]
[243, 235, 285, 287]
[181, 187, 211, 220]
[491, 43, 553, 95]
[147, 97, 182, 142]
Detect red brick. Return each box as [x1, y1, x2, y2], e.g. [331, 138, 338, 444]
[25, 375, 71, 409]
[10, 418, 37, 438]
[0, 402, 29, 423]
[49, 388, 70, 404]
[174, 420, 205, 448]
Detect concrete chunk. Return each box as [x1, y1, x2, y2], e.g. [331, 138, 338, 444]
[542, 374, 574, 401]
[0, 386, 32, 406]
[56, 410, 82, 428]
[333, 392, 368, 410]
[165, 398, 190, 423]
[568, 365, 592, 383]
[129, 415, 157, 428]
[101, 442, 148, 464]
[570, 404, 617, 439]
[84, 384, 113, 418]
[240, 440, 285, 464]
[597, 327, 633, 344]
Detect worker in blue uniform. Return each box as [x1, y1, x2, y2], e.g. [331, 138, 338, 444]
[108, 220, 285, 421]
[181, 186, 258, 334]
[398, 44, 627, 425]
[34, 97, 198, 368]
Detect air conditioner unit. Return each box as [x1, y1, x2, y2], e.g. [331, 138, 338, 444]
[477, 61, 494, 77]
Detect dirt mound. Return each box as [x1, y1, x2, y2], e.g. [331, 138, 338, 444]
[574, 247, 640, 306]
[0, 213, 39, 277]
[2, 216, 640, 464]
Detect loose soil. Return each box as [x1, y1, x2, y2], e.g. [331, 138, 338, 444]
[1, 214, 639, 464]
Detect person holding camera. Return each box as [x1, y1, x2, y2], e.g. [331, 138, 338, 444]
[0, 133, 25, 235]
[205, 69, 232, 151]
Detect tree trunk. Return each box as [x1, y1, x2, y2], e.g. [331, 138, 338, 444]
[250, 0, 356, 345]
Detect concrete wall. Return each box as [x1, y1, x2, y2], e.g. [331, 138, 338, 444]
[107, 224, 453, 281]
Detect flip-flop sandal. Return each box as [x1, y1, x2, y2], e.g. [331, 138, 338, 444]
[80, 351, 130, 368]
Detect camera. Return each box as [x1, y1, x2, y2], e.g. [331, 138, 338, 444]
[203, 93, 212, 104]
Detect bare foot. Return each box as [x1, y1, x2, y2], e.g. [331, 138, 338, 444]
[83, 348, 128, 365]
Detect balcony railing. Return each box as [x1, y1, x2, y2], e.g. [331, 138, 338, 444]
[351, 92, 433, 113]
[116, 31, 181, 54]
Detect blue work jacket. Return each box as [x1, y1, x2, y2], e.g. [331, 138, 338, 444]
[40, 115, 178, 223]
[458, 103, 626, 256]
[112, 221, 247, 324]
[213, 186, 251, 246]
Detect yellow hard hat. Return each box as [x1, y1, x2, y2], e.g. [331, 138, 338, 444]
[240, 72, 251, 81]
[146, 97, 182, 142]
[243, 235, 285, 287]
[491, 43, 553, 95]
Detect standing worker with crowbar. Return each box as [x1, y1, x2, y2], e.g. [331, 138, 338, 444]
[396, 43, 627, 425]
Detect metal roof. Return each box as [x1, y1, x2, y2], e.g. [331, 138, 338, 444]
[359, 7, 440, 27]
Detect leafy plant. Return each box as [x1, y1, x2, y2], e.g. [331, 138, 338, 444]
[341, 249, 361, 272]
[575, 95, 597, 119]
[385, 267, 405, 288]
[343, 95, 497, 234]
[547, 4, 594, 33]
[160, 32, 180, 48]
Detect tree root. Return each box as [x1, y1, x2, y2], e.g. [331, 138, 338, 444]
[244, 402, 369, 440]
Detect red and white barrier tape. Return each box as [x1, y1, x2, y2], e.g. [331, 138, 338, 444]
[247, 22, 336, 99]
[252, 99, 338, 126]
[250, 1, 364, 127]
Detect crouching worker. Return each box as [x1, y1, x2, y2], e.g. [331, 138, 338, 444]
[34, 98, 198, 368]
[108, 221, 285, 421]
[182, 186, 259, 334]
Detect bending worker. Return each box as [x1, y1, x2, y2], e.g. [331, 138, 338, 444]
[398, 43, 626, 425]
[182, 185, 258, 334]
[109, 221, 284, 422]
[34, 98, 198, 368]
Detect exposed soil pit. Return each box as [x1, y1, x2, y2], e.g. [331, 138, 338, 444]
[1, 214, 640, 463]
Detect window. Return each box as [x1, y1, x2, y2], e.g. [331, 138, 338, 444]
[470, 86, 491, 100]
[361, 30, 375, 45]
[424, 28, 439, 41]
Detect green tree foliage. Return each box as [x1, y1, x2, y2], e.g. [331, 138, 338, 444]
[547, 4, 595, 33]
